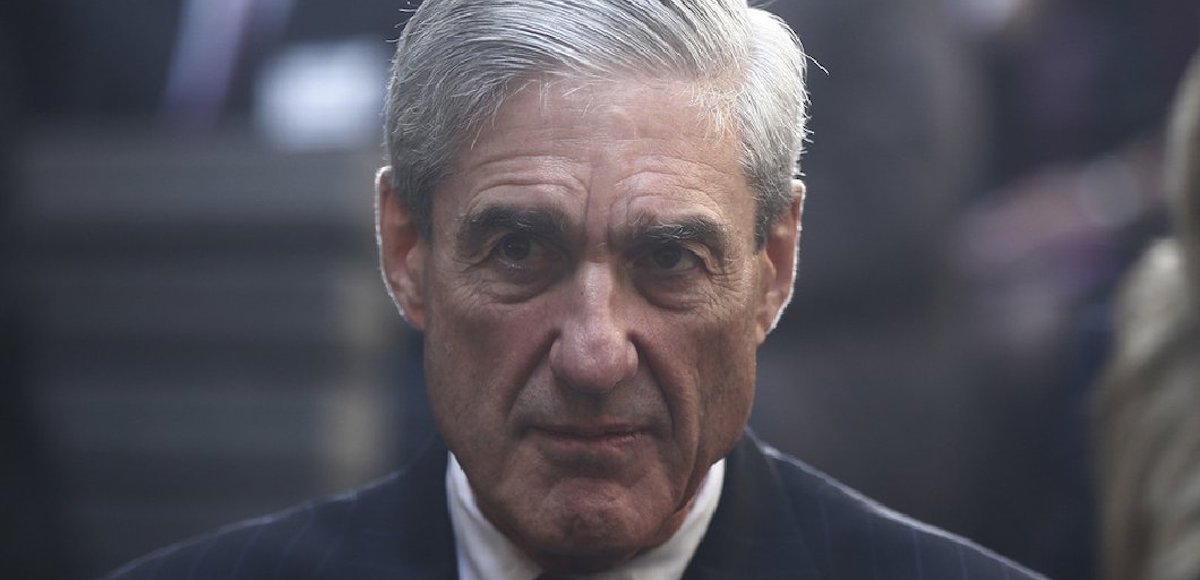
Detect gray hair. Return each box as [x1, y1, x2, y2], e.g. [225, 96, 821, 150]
[1165, 50, 1200, 291]
[384, 0, 808, 246]
[1094, 50, 1200, 580]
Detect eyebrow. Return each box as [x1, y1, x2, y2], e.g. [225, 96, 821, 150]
[628, 214, 729, 259]
[457, 205, 568, 253]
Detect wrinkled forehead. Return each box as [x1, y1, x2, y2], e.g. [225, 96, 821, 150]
[438, 78, 756, 243]
[465, 75, 739, 150]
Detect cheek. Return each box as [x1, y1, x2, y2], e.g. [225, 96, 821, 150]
[695, 319, 758, 452]
[421, 268, 553, 449]
[646, 307, 758, 461]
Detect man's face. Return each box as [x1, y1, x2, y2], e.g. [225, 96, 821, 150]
[379, 79, 800, 572]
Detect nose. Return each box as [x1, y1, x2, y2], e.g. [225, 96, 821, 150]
[549, 262, 638, 395]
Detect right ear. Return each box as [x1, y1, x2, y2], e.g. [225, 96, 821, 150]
[376, 166, 427, 330]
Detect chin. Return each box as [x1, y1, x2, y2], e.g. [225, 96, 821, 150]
[515, 492, 675, 573]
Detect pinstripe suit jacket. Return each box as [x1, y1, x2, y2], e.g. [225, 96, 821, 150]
[105, 431, 1048, 579]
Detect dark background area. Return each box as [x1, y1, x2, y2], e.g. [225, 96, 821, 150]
[1, 1, 1197, 579]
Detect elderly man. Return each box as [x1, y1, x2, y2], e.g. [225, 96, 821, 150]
[107, 0, 1047, 578]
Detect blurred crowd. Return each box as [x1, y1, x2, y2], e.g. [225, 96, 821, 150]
[1, 1, 1197, 579]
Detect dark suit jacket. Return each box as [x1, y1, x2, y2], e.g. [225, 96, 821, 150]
[105, 431, 1048, 579]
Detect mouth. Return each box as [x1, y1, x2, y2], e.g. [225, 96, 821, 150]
[530, 424, 649, 454]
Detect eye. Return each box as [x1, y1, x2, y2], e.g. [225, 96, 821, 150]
[633, 242, 710, 309]
[490, 232, 559, 273]
[497, 233, 534, 263]
[645, 244, 700, 272]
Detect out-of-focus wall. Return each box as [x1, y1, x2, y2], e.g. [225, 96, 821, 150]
[4, 2, 418, 578]
[15, 130, 406, 578]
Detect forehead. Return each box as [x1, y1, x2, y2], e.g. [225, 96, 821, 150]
[435, 79, 754, 238]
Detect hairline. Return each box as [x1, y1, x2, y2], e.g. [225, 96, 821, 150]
[384, 1, 806, 249]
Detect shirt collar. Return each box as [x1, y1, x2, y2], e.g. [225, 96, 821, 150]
[446, 453, 726, 580]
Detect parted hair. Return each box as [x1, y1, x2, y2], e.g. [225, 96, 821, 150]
[383, 0, 808, 246]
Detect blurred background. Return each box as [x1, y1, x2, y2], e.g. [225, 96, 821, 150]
[1, 0, 1196, 578]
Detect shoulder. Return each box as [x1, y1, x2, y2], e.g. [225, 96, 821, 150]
[104, 435, 456, 580]
[759, 442, 1050, 580]
[103, 473, 400, 580]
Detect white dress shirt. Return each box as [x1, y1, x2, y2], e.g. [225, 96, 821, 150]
[447, 453, 725, 580]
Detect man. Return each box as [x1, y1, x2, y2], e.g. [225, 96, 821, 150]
[107, 0, 1048, 578]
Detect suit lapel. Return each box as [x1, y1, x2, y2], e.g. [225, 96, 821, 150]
[337, 432, 459, 579]
[683, 432, 824, 580]
[362, 430, 826, 579]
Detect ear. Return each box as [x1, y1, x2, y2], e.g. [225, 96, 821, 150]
[754, 180, 805, 343]
[376, 166, 428, 330]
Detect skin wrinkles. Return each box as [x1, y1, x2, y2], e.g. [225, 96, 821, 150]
[456, 206, 571, 274]
[377, 78, 802, 574]
[459, 153, 589, 206]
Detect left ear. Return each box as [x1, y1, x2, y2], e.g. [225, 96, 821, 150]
[754, 180, 805, 343]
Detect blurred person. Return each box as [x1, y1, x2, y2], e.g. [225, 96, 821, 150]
[103, 1, 1047, 578]
[1094, 50, 1200, 580]
[982, 0, 1199, 184]
[752, 0, 994, 542]
[951, 2, 1198, 576]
